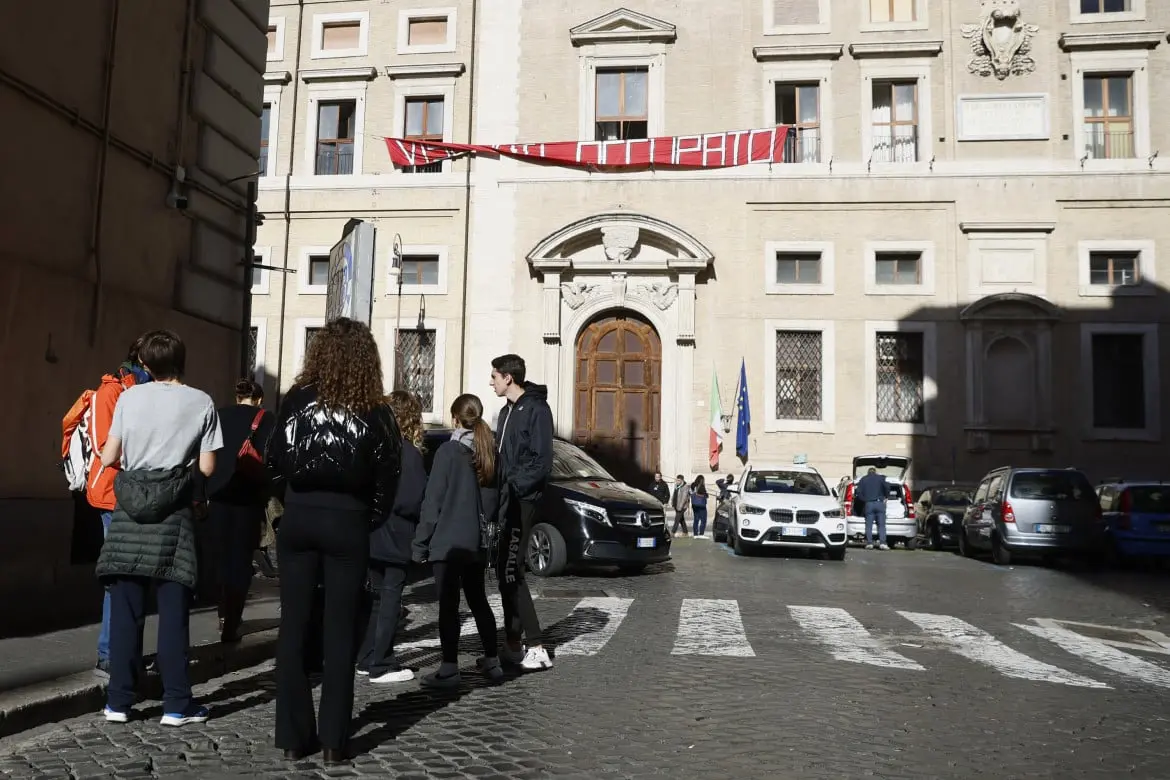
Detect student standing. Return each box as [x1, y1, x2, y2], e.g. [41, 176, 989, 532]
[265, 318, 402, 765]
[690, 475, 709, 537]
[490, 354, 553, 672]
[95, 330, 222, 726]
[412, 394, 502, 688]
[670, 475, 691, 537]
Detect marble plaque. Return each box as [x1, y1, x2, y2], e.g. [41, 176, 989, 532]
[956, 94, 1049, 141]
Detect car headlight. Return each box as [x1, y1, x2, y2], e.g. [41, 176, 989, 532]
[565, 498, 609, 526]
[822, 508, 843, 519]
[938, 514, 953, 526]
[739, 504, 765, 515]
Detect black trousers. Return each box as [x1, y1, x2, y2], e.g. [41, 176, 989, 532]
[496, 498, 543, 646]
[275, 502, 369, 752]
[357, 561, 409, 676]
[433, 559, 497, 664]
[106, 577, 192, 714]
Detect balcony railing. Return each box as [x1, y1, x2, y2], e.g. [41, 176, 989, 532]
[1083, 128, 1135, 160]
[783, 128, 821, 163]
[870, 128, 919, 163]
[315, 144, 354, 175]
[405, 161, 444, 173]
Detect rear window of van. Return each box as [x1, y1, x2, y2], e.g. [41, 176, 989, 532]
[1010, 472, 1094, 501]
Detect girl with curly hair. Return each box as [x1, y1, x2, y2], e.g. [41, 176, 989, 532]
[359, 390, 427, 684]
[265, 318, 402, 765]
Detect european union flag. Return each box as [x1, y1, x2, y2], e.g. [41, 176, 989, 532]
[735, 358, 751, 459]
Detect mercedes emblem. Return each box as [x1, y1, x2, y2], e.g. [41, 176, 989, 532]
[637, 510, 649, 528]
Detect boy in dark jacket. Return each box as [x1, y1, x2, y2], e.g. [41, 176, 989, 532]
[489, 354, 553, 672]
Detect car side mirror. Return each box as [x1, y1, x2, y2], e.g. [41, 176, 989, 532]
[831, 488, 838, 498]
[727, 485, 739, 495]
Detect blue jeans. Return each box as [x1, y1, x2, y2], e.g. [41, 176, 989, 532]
[98, 511, 113, 662]
[692, 506, 708, 536]
[864, 501, 887, 545]
[106, 576, 194, 715]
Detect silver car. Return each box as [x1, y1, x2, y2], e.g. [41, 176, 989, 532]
[959, 467, 1105, 566]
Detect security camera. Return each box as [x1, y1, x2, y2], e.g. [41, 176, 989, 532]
[166, 191, 188, 210]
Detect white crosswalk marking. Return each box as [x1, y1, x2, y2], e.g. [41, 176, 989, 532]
[1019, 620, 1170, 689]
[671, 599, 755, 657]
[459, 594, 505, 638]
[789, 606, 924, 671]
[898, 611, 1109, 689]
[556, 597, 634, 656]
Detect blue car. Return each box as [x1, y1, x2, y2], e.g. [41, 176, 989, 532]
[1097, 481, 1170, 560]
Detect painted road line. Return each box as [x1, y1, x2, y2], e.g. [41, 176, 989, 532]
[556, 597, 635, 656]
[1019, 620, 1170, 689]
[671, 599, 756, 657]
[459, 594, 505, 638]
[898, 611, 1108, 689]
[789, 606, 924, 671]
[397, 602, 441, 650]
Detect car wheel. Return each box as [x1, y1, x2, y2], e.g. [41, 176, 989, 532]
[618, 563, 648, 575]
[733, 533, 754, 556]
[991, 534, 1012, 566]
[827, 545, 846, 561]
[958, 528, 974, 558]
[527, 523, 568, 577]
[905, 535, 919, 551]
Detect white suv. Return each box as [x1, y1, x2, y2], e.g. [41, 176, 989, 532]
[727, 462, 848, 560]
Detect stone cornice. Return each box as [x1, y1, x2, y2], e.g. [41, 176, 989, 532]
[300, 67, 378, 83]
[960, 221, 1057, 234]
[849, 40, 944, 58]
[263, 70, 292, 84]
[569, 8, 677, 46]
[753, 44, 845, 61]
[384, 63, 466, 79]
[1059, 30, 1165, 51]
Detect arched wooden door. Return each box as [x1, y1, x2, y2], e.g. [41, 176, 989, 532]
[574, 313, 662, 480]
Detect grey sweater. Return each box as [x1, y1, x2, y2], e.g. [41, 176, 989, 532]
[413, 431, 498, 563]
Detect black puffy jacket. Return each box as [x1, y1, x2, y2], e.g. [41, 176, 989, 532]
[265, 384, 402, 517]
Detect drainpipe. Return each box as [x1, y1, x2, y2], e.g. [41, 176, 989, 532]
[273, 0, 306, 403]
[455, 0, 480, 388]
[87, 0, 120, 345]
[173, 0, 196, 170]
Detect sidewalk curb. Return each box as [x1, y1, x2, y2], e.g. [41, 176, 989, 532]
[0, 627, 278, 740]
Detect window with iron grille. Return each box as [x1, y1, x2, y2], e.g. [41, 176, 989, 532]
[395, 328, 436, 411]
[247, 327, 259, 375]
[315, 100, 356, 175]
[775, 83, 821, 163]
[1091, 333, 1145, 429]
[875, 332, 924, 423]
[775, 331, 823, 421]
[1088, 251, 1139, 286]
[404, 97, 445, 173]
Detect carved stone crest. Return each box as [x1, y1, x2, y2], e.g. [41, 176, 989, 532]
[960, 0, 1039, 80]
[560, 280, 600, 310]
[601, 225, 640, 263]
[611, 272, 628, 306]
[634, 282, 679, 311]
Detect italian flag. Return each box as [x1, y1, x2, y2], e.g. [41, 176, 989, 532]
[709, 364, 723, 470]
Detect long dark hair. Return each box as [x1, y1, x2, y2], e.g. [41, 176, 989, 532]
[451, 394, 495, 486]
[692, 474, 706, 495]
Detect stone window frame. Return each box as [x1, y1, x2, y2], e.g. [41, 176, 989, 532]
[764, 241, 835, 295]
[764, 0, 831, 35]
[1070, 50, 1151, 167]
[763, 319, 837, 434]
[249, 317, 268, 385]
[389, 244, 449, 296]
[251, 246, 271, 295]
[1080, 323, 1160, 441]
[297, 245, 333, 296]
[1077, 239, 1156, 297]
[864, 240, 936, 296]
[294, 317, 326, 377]
[261, 84, 282, 178]
[393, 76, 458, 173]
[267, 17, 286, 62]
[761, 60, 835, 166]
[310, 11, 370, 61]
[577, 52, 666, 142]
[859, 59, 934, 167]
[397, 7, 458, 55]
[864, 320, 938, 437]
[301, 80, 369, 180]
[384, 318, 448, 422]
[1069, 0, 1145, 25]
[860, 0, 930, 33]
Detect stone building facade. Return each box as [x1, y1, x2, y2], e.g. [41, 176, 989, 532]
[1, 0, 267, 620]
[255, 0, 1170, 487]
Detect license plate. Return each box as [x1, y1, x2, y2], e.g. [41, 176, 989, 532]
[1035, 524, 1071, 533]
[637, 537, 657, 548]
[782, 527, 807, 537]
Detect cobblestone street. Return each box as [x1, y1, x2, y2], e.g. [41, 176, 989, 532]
[3, 541, 1170, 779]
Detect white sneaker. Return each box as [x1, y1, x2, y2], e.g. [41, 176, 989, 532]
[520, 646, 553, 672]
[160, 706, 210, 727]
[369, 668, 414, 684]
[878, 543, 890, 551]
[865, 543, 874, 550]
[477, 657, 504, 681]
[102, 706, 129, 724]
[500, 643, 526, 665]
[356, 669, 369, 676]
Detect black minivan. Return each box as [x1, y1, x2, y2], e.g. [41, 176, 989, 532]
[423, 430, 670, 576]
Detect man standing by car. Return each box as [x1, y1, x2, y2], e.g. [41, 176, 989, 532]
[856, 467, 890, 551]
[649, 472, 670, 506]
[490, 354, 553, 673]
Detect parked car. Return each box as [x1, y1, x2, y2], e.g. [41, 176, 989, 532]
[712, 496, 733, 543]
[1096, 480, 1170, 562]
[423, 430, 670, 577]
[958, 467, 1104, 566]
[838, 455, 916, 548]
[915, 485, 978, 551]
[725, 461, 847, 560]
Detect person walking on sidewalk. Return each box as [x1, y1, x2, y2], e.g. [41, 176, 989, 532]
[95, 330, 222, 727]
[412, 394, 502, 688]
[490, 354, 553, 672]
[690, 475, 709, 537]
[265, 318, 402, 765]
[670, 475, 691, 537]
[856, 467, 891, 551]
[359, 390, 427, 685]
[205, 378, 274, 643]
